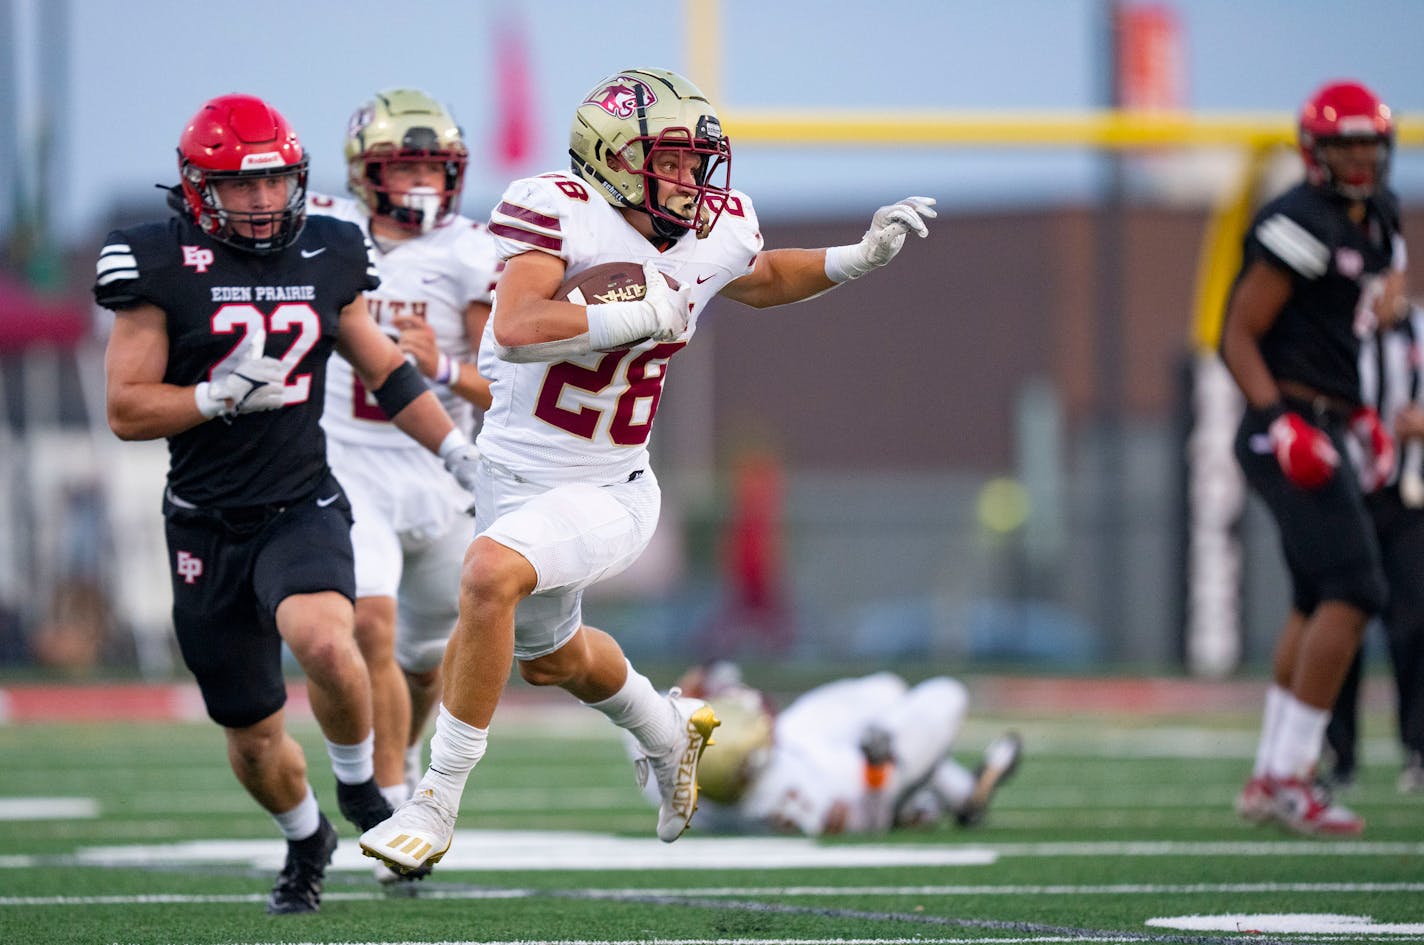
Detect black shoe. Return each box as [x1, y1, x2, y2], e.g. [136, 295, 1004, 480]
[337, 777, 394, 832]
[956, 731, 1023, 827]
[266, 814, 338, 915]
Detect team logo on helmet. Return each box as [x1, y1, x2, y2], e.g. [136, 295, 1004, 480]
[585, 78, 657, 119]
[346, 104, 374, 139]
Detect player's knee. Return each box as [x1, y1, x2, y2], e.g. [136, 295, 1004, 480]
[460, 538, 534, 608]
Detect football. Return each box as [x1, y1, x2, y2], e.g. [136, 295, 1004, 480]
[554, 262, 680, 305]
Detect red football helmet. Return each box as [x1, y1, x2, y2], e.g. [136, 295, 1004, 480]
[1298, 80, 1393, 199]
[175, 94, 309, 253]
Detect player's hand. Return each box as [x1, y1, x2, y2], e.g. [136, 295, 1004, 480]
[642, 262, 692, 341]
[442, 441, 482, 497]
[394, 315, 440, 378]
[1269, 410, 1339, 490]
[197, 355, 288, 418]
[826, 196, 936, 281]
[1350, 406, 1395, 492]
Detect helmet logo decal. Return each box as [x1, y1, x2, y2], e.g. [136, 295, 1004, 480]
[181, 245, 214, 273]
[585, 78, 656, 119]
[347, 104, 374, 138]
[240, 151, 286, 171]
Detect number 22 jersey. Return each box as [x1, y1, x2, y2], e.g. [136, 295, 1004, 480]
[93, 214, 379, 507]
[482, 172, 762, 484]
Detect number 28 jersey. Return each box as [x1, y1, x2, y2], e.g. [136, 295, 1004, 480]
[93, 214, 379, 507]
[482, 172, 762, 484]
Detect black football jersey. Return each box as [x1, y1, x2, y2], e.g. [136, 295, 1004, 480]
[1236, 182, 1403, 404]
[94, 215, 380, 507]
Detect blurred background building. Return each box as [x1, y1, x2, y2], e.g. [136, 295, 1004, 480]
[2, 0, 1423, 680]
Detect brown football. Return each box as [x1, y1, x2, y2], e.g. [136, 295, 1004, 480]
[554, 262, 680, 305]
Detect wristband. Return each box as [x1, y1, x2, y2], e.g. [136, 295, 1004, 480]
[824, 244, 868, 283]
[438, 427, 469, 460]
[586, 300, 660, 350]
[434, 352, 454, 386]
[194, 381, 227, 419]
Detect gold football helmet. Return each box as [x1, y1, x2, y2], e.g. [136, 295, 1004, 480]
[345, 88, 468, 231]
[697, 688, 774, 805]
[569, 67, 732, 239]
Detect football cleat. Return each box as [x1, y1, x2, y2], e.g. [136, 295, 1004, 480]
[633, 689, 721, 842]
[337, 777, 395, 832]
[956, 731, 1023, 827]
[266, 814, 338, 915]
[373, 856, 433, 889]
[1234, 775, 1276, 825]
[1271, 776, 1365, 836]
[359, 788, 456, 873]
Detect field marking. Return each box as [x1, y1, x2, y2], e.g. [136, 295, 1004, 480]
[1148, 913, 1424, 935]
[7, 882, 1422, 907]
[98, 939, 1275, 945]
[0, 797, 97, 820]
[5, 831, 1424, 873]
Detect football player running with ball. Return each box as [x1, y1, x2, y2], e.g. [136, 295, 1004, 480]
[308, 90, 499, 885]
[1221, 80, 1407, 836]
[360, 67, 935, 874]
[96, 94, 481, 913]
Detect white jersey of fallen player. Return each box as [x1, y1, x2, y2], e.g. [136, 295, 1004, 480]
[693, 674, 970, 835]
[482, 172, 763, 484]
[310, 192, 499, 447]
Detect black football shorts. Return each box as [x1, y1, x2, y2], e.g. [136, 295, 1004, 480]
[163, 475, 355, 728]
[1235, 410, 1386, 615]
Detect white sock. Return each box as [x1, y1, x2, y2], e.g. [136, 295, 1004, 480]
[584, 659, 676, 755]
[405, 741, 425, 788]
[1266, 694, 1329, 780]
[420, 705, 487, 802]
[271, 785, 321, 841]
[380, 782, 411, 808]
[325, 732, 375, 785]
[1253, 685, 1290, 778]
[932, 760, 977, 811]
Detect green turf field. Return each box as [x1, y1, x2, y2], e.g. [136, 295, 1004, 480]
[1, 689, 1422, 945]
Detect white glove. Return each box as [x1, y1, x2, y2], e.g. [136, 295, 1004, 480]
[195, 356, 288, 418]
[585, 262, 692, 350]
[824, 195, 937, 282]
[438, 429, 481, 513]
[641, 263, 692, 341]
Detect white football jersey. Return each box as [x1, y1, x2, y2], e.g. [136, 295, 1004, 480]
[482, 172, 762, 483]
[310, 193, 499, 447]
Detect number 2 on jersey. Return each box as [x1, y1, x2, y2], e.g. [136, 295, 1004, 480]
[535, 342, 685, 446]
[211, 303, 319, 404]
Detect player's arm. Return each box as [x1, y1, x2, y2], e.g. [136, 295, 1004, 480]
[394, 299, 493, 410]
[723, 196, 935, 309]
[719, 248, 836, 308]
[489, 250, 581, 347]
[336, 294, 457, 450]
[491, 251, 689, 362]
[105, 302, 205, 440]
[1219, 259, 1292, 410]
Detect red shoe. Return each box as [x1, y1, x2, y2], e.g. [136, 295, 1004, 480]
[1270, 776, 1364, 836]
[1234, 775, 1275, 824]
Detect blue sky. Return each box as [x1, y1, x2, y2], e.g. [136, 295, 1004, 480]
[14, 0, 1424, 245]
